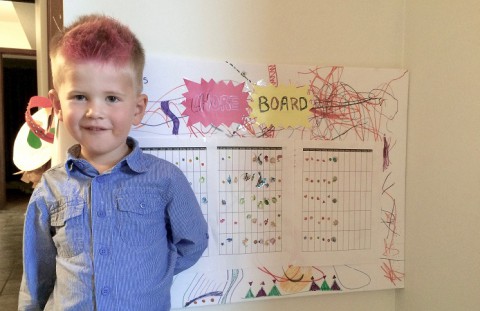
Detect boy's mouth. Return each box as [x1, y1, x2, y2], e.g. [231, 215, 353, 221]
[84, 126, 107, 131]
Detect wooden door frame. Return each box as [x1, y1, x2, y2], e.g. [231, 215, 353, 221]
[0, 49, 36, 207]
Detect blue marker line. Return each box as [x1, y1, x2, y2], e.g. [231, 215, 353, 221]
[160, 100, 180, 135]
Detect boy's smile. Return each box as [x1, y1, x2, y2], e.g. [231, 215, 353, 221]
[50, 59, 147, 171]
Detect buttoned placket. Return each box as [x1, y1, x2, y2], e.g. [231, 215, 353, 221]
[90, 173, 115, 310]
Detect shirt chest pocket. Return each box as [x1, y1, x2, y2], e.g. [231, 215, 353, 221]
[115, 191, 168, 248]
[51, 202, 85, 258]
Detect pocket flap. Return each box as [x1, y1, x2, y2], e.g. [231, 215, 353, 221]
[116, 189, 167, 214]
[50, 199, 85, 226]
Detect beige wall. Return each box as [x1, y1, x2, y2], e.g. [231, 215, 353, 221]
[56, 0, 480, 310]
[398, 0, 480, 310]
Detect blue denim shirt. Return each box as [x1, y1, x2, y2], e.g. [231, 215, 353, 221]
[19, 137, 209, 311]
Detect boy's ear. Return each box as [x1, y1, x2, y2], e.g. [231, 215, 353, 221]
[48, 89, 63, 121]
[132, 94, 148, 126]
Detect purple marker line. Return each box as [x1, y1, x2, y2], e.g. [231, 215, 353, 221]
[160, 100, 180, 135]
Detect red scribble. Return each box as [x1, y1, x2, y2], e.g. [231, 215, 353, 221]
[381, 260, 404, 286]
[268, 64, 278, 87]
[382, 202, 400, 257]
[301, 67, 407, 141]
[259, 124, 276, 138]
[382, 172, 400, 258]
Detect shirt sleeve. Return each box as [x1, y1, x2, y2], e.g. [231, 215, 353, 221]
[167, 169, 209, 275]
[18, 188, 56, 310]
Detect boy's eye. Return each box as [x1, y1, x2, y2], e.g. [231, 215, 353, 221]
[106, 96, 119, 103]
[73, 95, 87, 101]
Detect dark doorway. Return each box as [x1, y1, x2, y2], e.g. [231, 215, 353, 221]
[2, 57, 37, 200]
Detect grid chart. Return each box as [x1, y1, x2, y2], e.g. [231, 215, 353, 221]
[302, 148, 373, 252]
[218, 146, 283, 255]
[142, 147, 209, 256]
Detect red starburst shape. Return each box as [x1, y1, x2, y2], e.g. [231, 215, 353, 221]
[181, 79, 249, 127]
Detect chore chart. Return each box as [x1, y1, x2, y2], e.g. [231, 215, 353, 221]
[132, 57, 408, 307]
[295, 141, 380, 266]
[217, 145, 284, 255]
[139, 138, 295, 270]
[301, 148, 373, 252]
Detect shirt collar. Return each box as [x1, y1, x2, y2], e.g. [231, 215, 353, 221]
[64, 137, 148, 176]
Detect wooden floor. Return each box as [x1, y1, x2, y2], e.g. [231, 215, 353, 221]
[0, 192, 28, 310]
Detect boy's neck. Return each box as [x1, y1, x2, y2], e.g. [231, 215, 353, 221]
[79, 145, 131, 174]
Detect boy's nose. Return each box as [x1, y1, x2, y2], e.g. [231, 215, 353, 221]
[85, 101, 103, 119]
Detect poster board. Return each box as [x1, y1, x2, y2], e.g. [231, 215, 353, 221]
[131, 55, 407, 309]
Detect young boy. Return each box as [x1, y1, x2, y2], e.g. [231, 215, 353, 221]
[19, 14, 209, 310]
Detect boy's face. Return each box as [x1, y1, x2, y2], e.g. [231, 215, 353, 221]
[50, 58, 147, 163]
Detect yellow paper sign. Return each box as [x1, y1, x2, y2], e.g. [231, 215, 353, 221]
[250, 84, 312, 128]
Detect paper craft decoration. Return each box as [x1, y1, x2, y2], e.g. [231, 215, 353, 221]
[182, 79, 249, 127]
[13, 108, 54, 171]
[250, 84, 312, 128]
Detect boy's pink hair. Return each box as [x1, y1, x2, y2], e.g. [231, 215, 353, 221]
[50, 15, 145, 89]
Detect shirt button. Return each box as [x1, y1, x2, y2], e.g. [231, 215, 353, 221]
[97, 210, 106, 218]
[99, 247, 109, 256]
[101, 286, 110, 296]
